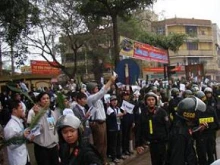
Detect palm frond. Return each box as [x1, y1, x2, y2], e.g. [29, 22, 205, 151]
[29, 107, 47, 129]
[56, 92, 65, 114]
[0, 135, 26, 151]
[7, 85, 34, 104]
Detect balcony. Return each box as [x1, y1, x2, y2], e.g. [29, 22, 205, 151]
[187, 35, 213, 42]
[169, 50, 213, 57]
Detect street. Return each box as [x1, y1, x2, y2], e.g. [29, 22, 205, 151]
[123, 136, 220, 165]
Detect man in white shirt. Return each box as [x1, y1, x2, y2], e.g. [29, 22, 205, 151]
[87, 75, 117, 164]
[4, 100, 33, 165]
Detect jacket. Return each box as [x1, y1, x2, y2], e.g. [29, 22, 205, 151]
[136, 106, 170, 146]
[59, 140, 103, 165]
[166, 119, 197, 165]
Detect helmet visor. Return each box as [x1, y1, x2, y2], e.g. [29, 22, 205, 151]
[195, 97, 206, 112]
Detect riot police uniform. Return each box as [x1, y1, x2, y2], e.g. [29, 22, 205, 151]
[194, 91, 219, 165]
[166, 96, 206, 165]
[136, 92, 170, 165]
[168, 88, 182, 126]
[56, 115, 103, 165]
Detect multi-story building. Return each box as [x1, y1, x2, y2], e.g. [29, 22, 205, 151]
[152, 18, 220, 81]
[213, 23, 220, 80]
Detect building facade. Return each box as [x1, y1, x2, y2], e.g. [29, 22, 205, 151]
[152, 18, 220, 81]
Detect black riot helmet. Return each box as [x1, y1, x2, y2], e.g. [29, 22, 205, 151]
[171, 88, 180, 97]
[195, 91, 206, 100]
[182, 90, 193, 98]
[144, 92, 158, 105]
[176, 96, 206, 121]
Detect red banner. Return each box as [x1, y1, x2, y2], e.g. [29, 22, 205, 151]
[134, 42, 168, 63]
[31, 60, 61, 75]
[143, 66, 182, 73]
[119, 36, 168, 64]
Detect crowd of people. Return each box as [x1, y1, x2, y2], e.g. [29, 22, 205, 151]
[1, 76, 220, 165]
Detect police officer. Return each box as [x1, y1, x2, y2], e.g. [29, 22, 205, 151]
[166, 96, 206, 165]
[136, 92, 170, 165]
[168, 88, 182, 126]
[195, 91, 219, 165]
[204, 87, 217, 107]
[204, 87, 219, 119]
[182, 90, 193, 98]
[56, 115, 103, 165]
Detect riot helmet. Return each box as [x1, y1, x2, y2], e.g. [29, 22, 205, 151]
[204, 87, 213, 93]
[144, 92, 158, 105]
[191, 86, 199, 95]
[195, 91, 206, 101]
[56, 115, 81, 132]
[151, 86, 158, 93]
[182, 90, 193, 98]
[176, 96, 206, 121]
[171, 88, 180, 97]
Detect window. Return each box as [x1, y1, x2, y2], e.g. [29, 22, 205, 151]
[156, 27, 165, 35]
[185, 26, 197, 36]
[188, 57, 199, 65]
[187, 42, 198, 50]
[201, 30, 205, 35]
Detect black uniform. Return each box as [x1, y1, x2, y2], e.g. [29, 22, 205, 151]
[168, 96, 182, 125]
[166, 118, 197, 165]
[136, 106, 170, 165]
[194, 105, 219, 165]
[59, 140, 103, 165]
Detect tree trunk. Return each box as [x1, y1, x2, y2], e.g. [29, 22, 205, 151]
[72, 49, 77, 78]
[0, 42, 2, 75]
[112, 15, 120, 68]
[10, 45, 14, 75]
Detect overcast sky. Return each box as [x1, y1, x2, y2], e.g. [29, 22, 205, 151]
[153, 0, 220, 26]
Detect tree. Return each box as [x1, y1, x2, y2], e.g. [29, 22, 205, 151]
[0, 0, 40, 44]
[77, 0, 155, 67]
[0, 0, 40, 74]
[26, 0, 91, 78]
[138, 32, 187, 53]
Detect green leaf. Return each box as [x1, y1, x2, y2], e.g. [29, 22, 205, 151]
[56, 92, 66, 114]
[29, 108, 47, 130]
[0, 135, 26, 151]
[7, 85, 34, 104]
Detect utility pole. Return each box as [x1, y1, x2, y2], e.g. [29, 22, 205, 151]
[0, 40, 2, 75]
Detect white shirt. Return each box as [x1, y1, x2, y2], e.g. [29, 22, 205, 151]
[4, 115, 28, 165]
[21, 101, 27, 113]
[87, 87, 108, 120]
[27, 109, 35, 124]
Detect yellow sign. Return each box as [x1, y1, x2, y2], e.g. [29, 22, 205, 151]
[199, 117, 214, 124]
